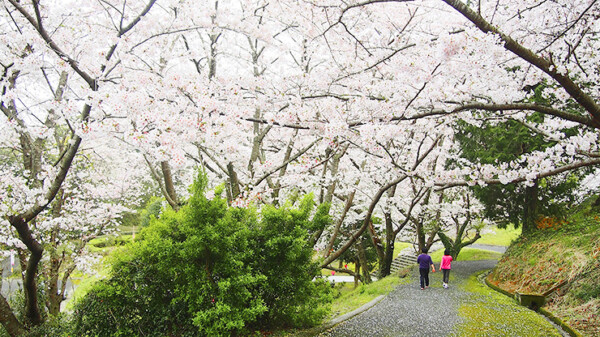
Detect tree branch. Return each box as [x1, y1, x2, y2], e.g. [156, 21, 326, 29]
[435, 157, 600, 191]
[254, 137, 322, 186]
[441, 0, 600, 125]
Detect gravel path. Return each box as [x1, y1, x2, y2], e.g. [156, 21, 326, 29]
[470, 244, 507, 253]
[317, 259, 563, 337]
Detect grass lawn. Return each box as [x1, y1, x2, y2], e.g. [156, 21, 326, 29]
[329, 273, 410, 319]
[431, 247, 503, 263]
[475, 225, 521, 246]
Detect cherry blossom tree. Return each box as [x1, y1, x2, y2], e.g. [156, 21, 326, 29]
[37, 144, 137, 316]
[1, 0, 598, 333]
[1, 0, 165, 333]
[310, 0, 600, 262]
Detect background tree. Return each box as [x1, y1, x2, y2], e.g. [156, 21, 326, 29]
[1, 0, 162, 333]
[453, 115, 585, 234]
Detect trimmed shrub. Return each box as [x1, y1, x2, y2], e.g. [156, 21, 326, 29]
[73, 173, 331, 336]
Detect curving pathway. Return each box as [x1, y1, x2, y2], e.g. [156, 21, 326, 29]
[317, 260, 566, 337]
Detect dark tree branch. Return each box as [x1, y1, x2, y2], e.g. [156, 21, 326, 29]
[435, 157, 600, 191]
[254, 137, 322, 186]
[441, 0, 600, 125]
[415, 102, 597, 129]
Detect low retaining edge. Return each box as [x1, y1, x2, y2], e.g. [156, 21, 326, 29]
[483, 273, 582, 337]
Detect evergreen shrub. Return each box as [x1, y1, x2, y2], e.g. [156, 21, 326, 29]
[72, 173, 331, 336]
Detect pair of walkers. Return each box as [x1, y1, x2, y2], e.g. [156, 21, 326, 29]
[416, 249, 453, 290]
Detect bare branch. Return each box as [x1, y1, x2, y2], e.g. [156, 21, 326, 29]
[435, 157, 600, 191]
[441, 0, 600, 125]
[7, 0, 97, 89]
[254, 137, 322, 186]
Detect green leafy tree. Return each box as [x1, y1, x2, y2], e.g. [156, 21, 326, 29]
[72, 173, 331, 336]
[138, 196, 164, 228]
[453, 109, 584, 234]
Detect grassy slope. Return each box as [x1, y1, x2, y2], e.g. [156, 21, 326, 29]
[488, 201, 600, 337]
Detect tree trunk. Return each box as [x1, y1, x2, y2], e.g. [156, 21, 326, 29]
[46, 226, 62, 316]
[47, 259, 62, 316]
[357, 238, 372, 284]
[0, 296, 25, 337]
[367, 220, 385, 268]
[523, 180, 539, 235]
[227, 162, 241, 201]
[354, 258, 360, 288]
[379, 212, 395, 278]
[271, 132, 297, 205]
[416, 219, 426, 254]
[161, 161, 179, 210]
[324, 190, 355, 258]
[9, 216, 43, 326]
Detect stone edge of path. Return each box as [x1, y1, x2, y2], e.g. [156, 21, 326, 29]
[482, 271, 581, 337]
[292, 295, 386, 337]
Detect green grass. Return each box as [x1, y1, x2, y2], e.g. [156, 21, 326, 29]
[431, 247, 503, 263]
[476, 225, 521, 246]
[393, 241, 412, 256]
[87, 235, 134, 254]
[452, 271, 562, 336]
[62, 259, 113, 312]
[329, 274, 409, 319]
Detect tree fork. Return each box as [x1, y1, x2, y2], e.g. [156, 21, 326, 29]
[321, 174, 408, 267]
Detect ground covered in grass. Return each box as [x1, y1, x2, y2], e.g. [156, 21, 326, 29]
[452, 271, 562, 337]
[328, 269, 411, 320]
[488, 201, 600, 336]
[475, 225, 521, 246]
[431, 247, 503, 263]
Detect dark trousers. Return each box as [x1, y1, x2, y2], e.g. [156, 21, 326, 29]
[442, 269, 450, 283]
[419, 268, 430, 288]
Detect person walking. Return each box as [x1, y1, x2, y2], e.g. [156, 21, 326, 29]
[417, 248, 435, 290]
[440, 249, 453, 289]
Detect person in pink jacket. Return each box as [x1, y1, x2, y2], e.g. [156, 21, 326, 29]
[440, 249, 453, 289]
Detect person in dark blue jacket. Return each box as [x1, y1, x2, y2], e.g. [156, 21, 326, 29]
[417, 248, 435, 290]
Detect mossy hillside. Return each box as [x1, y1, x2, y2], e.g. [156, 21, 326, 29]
[488, 200, 600, 337]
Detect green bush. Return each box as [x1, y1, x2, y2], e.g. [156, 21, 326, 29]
[0, 313, 73, 337]
[72, 173, 331, 336]
[139, 196, 164, 227]
[250, 198, 332, 328]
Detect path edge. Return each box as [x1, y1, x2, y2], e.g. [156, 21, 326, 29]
[483, 272, 583, 337]
[292, 294, 386, 336]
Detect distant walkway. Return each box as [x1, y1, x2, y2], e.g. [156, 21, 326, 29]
[318, 260, 564, 337]
[470, 244, 507, 253]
